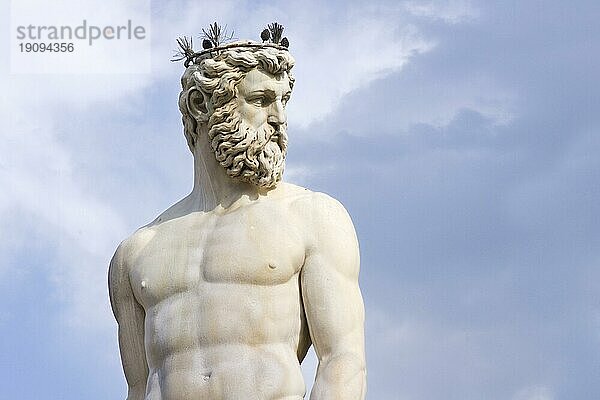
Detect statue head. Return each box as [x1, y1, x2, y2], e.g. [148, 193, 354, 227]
[178, 39, 295, 189]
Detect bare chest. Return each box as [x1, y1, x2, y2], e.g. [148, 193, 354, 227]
[129, 207, 306, 308]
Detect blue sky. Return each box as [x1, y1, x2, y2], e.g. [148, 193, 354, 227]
[1, 0, 599, 399]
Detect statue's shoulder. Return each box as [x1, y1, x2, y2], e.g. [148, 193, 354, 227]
[278, 182, 351, 221]
[281, 184, 358, 263]
[111, 224, 157, 270]
[277, 182, 323, 206]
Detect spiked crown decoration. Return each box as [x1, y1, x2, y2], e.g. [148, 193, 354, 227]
[172, 22, 290, 67]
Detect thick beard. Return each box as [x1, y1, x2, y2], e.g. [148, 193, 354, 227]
[208, 106, 287, 189]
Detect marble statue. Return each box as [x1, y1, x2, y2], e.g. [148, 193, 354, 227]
[109, 23, 366, 400]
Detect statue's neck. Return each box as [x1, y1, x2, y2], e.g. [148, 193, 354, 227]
[190, 137, 267, 211]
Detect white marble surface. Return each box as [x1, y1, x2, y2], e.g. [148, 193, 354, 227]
[109, 42, 366, 400]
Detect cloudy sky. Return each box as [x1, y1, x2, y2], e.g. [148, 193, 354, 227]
[1, 0, 599, 399]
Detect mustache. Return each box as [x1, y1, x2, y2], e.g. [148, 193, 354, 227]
[249, 122, 287, 153]
[268, 123, 285, 145]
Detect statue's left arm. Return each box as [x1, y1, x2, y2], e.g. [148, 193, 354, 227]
[301, 194, 366, 400]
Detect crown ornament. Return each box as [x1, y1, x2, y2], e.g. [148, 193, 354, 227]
[172, 22, 290, 67]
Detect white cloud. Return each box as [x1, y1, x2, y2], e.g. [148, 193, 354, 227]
[284, 165, 313, 186]
[0, 1, 140, 334]
[393, 74, 517, 130]
[0, 104, 128, 332]
[512, 385, 555, 400]
[284, 4, 435, 129]
[403, 0, 479, 24]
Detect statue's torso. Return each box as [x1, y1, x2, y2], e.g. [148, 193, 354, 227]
[126, 194, 311, 400]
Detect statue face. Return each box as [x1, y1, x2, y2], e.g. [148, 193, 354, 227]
[210, 68, 291, 188]
[235, 68, 292, 134]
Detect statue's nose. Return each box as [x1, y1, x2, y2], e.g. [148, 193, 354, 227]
[267, 100, 286, 126]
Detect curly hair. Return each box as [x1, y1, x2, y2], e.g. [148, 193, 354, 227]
[178, 43, 295, 153]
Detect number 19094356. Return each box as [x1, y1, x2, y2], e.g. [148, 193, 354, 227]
[19, 42, 74, 52]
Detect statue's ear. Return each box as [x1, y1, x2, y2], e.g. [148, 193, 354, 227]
[187, 88, 208, 120]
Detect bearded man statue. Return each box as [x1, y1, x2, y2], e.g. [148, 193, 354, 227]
[179, 43, 294, 188]
[109, 24, 366, 400]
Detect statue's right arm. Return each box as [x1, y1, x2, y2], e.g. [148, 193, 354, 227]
[108, 243, 149, 400]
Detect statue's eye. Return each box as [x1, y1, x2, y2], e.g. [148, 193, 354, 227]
[248, 96, 270, 107]
[282, 95, 290, 106]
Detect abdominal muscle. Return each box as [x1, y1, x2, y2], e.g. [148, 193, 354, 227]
[145, 344, 306, 400]
[142, 284, 307, 400]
